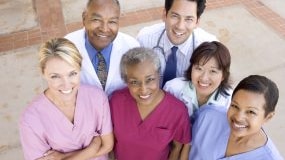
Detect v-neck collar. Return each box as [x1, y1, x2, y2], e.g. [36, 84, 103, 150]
[131, 91, 166, 126]
[42, 87, 81, 131]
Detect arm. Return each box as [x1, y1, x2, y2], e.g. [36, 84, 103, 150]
[168, 140, 183, 160]
[170, 102, 192, 160]
[19, 119, 51, 160]
[37, 136, 101, 160]
[63, 135, 103, 160]
[40, 133, 113, 160]
[66, 133, 113, 159]
[90, 133, 114, 157]
[179, 143, 191, 160]
[63, 88, 114, 159]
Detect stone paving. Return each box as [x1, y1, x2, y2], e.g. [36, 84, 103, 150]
[0, 0, 284, 159]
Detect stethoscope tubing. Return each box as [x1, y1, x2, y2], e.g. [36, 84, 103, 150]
[152, 28, 195, 60]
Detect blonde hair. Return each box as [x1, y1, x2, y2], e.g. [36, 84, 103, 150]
[38, 38, 82, 74]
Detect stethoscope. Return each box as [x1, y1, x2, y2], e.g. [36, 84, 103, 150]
[152, 29, 195, 61]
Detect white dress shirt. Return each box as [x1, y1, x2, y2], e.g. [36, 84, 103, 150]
[137, 23, 218, 78]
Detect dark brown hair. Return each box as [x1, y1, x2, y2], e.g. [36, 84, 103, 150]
[233, 75, 279, 117]
[165, 0, 206, 18]
[185, 41, 231, 97]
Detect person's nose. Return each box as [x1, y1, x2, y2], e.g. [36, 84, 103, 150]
[233, 111, 245, 122]
[99, 21, 109, 32]
[61, 76, 72, 88]
[139, 82, 148, 93]
[176, 18, 186, 30]
[200, 71, 209, 81]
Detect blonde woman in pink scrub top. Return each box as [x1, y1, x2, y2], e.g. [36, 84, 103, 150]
[19, 38, 113, 160]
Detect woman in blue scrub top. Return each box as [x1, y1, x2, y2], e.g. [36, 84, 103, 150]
[189, 75, 283, 160]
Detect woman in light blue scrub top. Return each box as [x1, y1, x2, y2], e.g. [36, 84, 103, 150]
[189, 75, 284, 160]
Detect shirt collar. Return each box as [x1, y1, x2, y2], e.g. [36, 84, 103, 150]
[85, 33, 113, 58]
[163, 30, 195, 56]
[182, 81, 220, 109]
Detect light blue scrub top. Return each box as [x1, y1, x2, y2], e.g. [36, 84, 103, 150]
[189, 105, 284, 160]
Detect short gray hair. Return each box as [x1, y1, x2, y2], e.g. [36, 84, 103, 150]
[86, 0, 120, 9]
[120, 47, 161, 82]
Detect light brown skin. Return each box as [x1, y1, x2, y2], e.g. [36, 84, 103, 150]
[225, 90, 274, 156]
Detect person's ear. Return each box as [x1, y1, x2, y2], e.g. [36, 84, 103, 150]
[162, 9, 167, 22]
[195, 18, 200, 28]
[264, 111, 275, 123]
[82, 11, 86, 25]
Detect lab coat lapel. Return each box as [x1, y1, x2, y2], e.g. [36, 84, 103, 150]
[106, 41, 122, 89]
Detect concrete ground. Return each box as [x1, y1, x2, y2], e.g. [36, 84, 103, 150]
[0, 0, 284, 159]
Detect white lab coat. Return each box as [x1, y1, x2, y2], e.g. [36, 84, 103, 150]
[65, 29, 140, 96]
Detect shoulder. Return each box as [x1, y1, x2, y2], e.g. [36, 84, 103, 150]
[161, 93, 190, 126]
[193, 28, 218, 42]
[137, 23, 165, 38]
[164, 77, 188, 91]
[192, 105, 229, 138]
[79, 84, 105, 95]
[78, 84, 109, 105]
[22, 94, 46, 112]
[163, 77, 188, 97]
[114, 32, 140, 47]
[110, 87, 130, 101]
[65, 28, 85, 40]
[109, 88, 131, 112]
[163, 92, 188, 112]
[264, 138, 284, 159]
[199, 104, 227, 117]
[194, 105, 228, 127]
[223, 88, 233, 97]
[210, 88, 233, 108]
[20, 94, 46, 124]
[221, 88, 233, 106]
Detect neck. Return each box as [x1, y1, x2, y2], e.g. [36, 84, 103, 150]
[45, 89, 77, 123]
[226, 129, 267, 157]
[137, 90, 164, 120]
[45, 89, 76, 108]
[197, 94, 210, 106]
[232, 130, 261, 141]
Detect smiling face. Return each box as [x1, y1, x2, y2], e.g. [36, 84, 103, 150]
[163, 0, 199, 45]
[83, 0, 120, 51]
[43, 57, 80, 102]
[227, 89, 273, 138]
[125, 60, 163, 107]
[191, 57, 224, 102]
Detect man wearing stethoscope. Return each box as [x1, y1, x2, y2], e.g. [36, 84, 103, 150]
[137, 0, 217, 86]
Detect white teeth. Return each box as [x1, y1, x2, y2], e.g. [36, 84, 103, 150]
[97, 34, 107, 38]
[173, 31, 184, 36]
[61, 89, 72, 94]
[199, 82, 209, 87]
[139, 95, 150, 99]
[234, 123, 247, 128]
